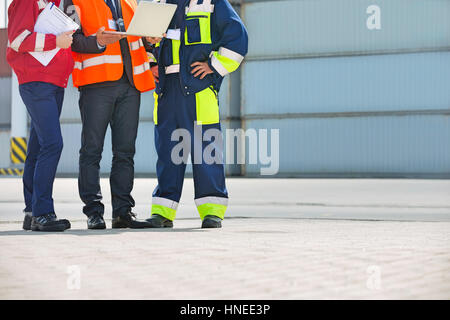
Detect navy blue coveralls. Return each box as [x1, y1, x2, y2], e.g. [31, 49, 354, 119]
[151, 0, 248, 221]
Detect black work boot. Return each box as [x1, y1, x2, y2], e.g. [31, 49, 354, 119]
[201, 215, 222, 229]
[31, 213, 71, 232]
[23, 211, 32, 231]
[87, 214, 106, 230]
[112, 211, 152, 229]
[145, 214, 173, 228]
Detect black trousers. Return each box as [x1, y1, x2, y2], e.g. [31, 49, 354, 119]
[78, 77, 140, 218]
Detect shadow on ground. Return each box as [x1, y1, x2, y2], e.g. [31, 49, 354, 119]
[0, 227, 207, 236]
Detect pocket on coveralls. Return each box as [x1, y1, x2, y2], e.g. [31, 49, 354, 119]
[195, 87, 219, 125]
[185, 13, 212, 45]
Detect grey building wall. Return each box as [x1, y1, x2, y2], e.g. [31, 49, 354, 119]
[240, 0, 450, 177]
[0, 77, 11, 128]
[0, 77, 11, 168]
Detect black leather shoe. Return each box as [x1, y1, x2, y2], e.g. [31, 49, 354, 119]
[31, 213, 71, 232]
[23, 211, 32, 231]
[112, 211, 152, 229]
[201, 215, 222, 229]
[145, 214, 173, 228]
[87, 214, 106, 230]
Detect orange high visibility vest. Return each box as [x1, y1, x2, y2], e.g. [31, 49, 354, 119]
[71, 0, 155, 93]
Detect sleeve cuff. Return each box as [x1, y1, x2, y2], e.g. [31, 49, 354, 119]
[142, 37, 155, 52]
[96, 40, 106, 50]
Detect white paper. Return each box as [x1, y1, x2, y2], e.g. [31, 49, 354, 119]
[29, 2, 80, 66]
[166, 29, 180, 40]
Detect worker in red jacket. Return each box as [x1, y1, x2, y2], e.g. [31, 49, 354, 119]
[6, 0, 74, 232]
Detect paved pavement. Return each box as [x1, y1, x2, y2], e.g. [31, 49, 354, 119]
[1, 178, 449, 222]
[0, 178, 449, 299]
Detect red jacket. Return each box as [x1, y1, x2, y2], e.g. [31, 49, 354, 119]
[6, 0, 74, 88]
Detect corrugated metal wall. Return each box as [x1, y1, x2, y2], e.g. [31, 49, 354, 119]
[240, 0, 450, 177]
[0, 27, 11, 168]
[0, 29, 11, 77]
[0, 76, 11, 168]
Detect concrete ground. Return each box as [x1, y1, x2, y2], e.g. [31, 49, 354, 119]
[0, 178, 449, 299]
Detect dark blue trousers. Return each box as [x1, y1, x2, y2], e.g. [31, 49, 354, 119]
[78, 78, 140, 218]
[19, 82, 64, 217]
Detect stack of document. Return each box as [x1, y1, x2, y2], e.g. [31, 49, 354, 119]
[30, 2, 79, 66]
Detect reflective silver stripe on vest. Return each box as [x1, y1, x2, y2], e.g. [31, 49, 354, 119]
[165, 64, 180, 74]
[194, 196, 229, 207]
[218, 47, 244, 64]
[152, 197, 179, 210]
[35, 33, 45, 52]
[73, 55, 122, 70]
[10, 29, 31, 52]
[186, 0, 214, 13]
[133, 61, 150, 75]
[130, 39, 144, 51]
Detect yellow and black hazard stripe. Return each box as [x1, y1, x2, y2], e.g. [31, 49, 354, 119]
[0, 168, 24, 176]
[10, 137, 27, 164]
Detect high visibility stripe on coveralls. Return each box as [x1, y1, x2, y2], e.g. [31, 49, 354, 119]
[195, 196, 228, 220]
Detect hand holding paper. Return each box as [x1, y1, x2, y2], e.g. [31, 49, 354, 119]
[56, 31, 75, 49]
